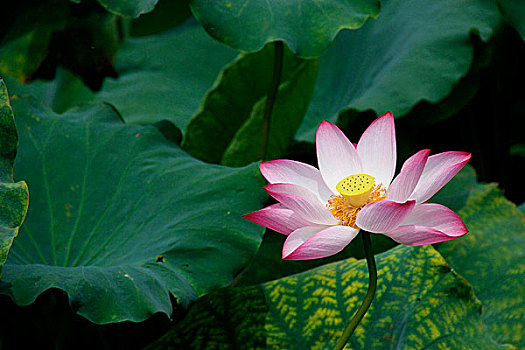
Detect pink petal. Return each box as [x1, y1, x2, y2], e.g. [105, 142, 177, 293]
[357, 112, 396, 188]
[266, 183, 323, 204]
[387, 149, 430, 203]
[404, 203, 467, 235]
[410, 151, 471, 203]
[383, 226, 456, 245]
[356, 200, 415, 233]
[265, 186, 339, 225]
[316, 121, 362, 193]
[243, 203, 318, 235]
[283, 225, 359, 260]
[259, 160, 333, 202]
[383, 203, 467, 245]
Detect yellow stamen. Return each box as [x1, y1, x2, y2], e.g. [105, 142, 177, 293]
[328, 175, 386, 228]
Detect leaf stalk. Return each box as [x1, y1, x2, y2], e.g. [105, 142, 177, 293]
[258, 40, 284, 160]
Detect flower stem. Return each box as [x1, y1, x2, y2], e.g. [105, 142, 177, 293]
[258, 40, 284, 160]
[332, 232, 377, 350]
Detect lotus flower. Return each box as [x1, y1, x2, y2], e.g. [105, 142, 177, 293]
[244, 112, 470, 260]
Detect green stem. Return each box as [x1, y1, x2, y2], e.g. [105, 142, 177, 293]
[332, 232, 377, 350]
[258, 40, 284, 160]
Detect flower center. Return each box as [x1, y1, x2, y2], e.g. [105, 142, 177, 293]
[327, 174, 386, 228]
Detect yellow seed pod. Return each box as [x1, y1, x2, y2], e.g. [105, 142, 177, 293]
[336, 174, 375, 207]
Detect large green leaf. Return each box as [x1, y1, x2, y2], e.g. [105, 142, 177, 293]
[97, 0, 157, 17]
[150, 245, 511, 349]
[182, 43, 318, 166]
[429, 164, 481, 212]
[71, 0, 158, 18]
[130, 0, 192, 37]
[6, 20, 236, 126]
[437, 184, 525, 347]
[4, 69, 95, 114]
[296, 0, 503, 141]
[189, 0, 380, 57]
[0, 80, 29, 277]
[221, 59, 317, 167]
[98, 20, 237, 130]
[0, 97, 267, 324]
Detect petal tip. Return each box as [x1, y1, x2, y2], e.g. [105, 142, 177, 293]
[382, 111, 394, 119]
[317, 120, 341, 134]
[319, 120, 336, 127]
[446, 150, 472, 161]
[242, 210, 258, 222]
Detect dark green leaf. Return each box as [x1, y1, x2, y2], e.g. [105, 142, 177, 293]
[92, 0, 158, 18]
[0, 79, 29, 278]
[130, 0, 192, 37]
[4, 69, 95, 114]
[5, 20, 234, 124]
[430, 165, 481, 212]
[183, 43, 318, 166]
[296, 0, 503, 141]
[98, 20, 237, 130]
[150, 245, 511, 349]
[401, 34, 494, 126]
[437, 184, 525, 347]
[1, 97, 267, 323]
[222, 59, 317, 167]
[189, 0, 380, 57]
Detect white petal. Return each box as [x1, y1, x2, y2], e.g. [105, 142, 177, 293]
[316, 121, 362, 193]
[265, 183, 323, 205]
[266, 186, 339, 225]
[357, 112, 396, 187]
[259, 160, 333, 202]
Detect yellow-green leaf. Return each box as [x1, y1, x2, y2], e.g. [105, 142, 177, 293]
[0, 79, 29, 277]
[149, 245, 511, 349]
[437, 184, 525, 348]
